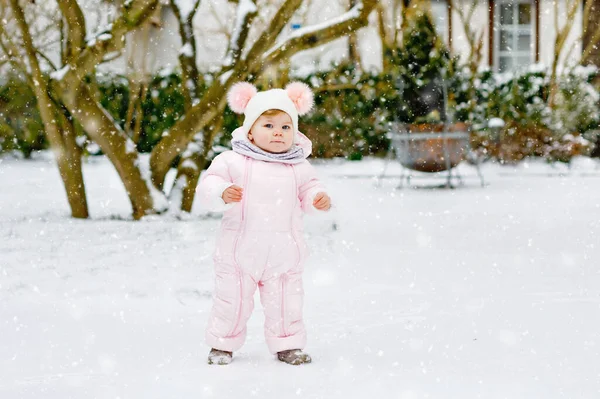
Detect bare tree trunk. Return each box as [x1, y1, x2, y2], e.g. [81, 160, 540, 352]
[169, 0, 202, 110]
[61, 84, 159, 219]
[170, 135, 210, 213]
[125, 79, 139, 138]
[124, 79, 148, 144]
[56, 107, 89, 218]
[172, 152, 204, 214]
[9, 0, 89, 219]
[560, 0, 600, 87]
[166, 0, 207, 212]
[450, 0, 484, 117]
[349, 40, 361, 66]
[132, 83, 147, 144]
[376, 0, 405, 73]
[376, 3, 392, 72]
[52, 0, 165, 219]
[348, 0, 362, 69]
[125, 15, 156, 143]
[169, 115, 225, 213]
[56, 0, 86, 63]
[400, 0, 411, 34]
[392, 0, 403, 48]
[548, 0, 580, 109]
[581, 0, 600, 66]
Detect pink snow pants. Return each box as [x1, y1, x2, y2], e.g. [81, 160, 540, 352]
[205, 228, 309, 354]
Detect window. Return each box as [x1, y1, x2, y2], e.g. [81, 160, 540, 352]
[495, 0, 535, 73]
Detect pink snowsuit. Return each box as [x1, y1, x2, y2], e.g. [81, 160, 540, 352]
[199, 128, 326, 354]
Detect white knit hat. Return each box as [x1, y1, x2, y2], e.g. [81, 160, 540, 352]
[227, 82, 314, 138]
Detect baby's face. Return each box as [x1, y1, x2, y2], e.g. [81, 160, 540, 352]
[248, 112, 294, 153]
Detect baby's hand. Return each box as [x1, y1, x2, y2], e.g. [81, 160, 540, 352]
[222, 185, 243, 203]
[313, 192, 331, 211]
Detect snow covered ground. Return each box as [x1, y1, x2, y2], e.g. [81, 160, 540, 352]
[1, 154, 600, 399]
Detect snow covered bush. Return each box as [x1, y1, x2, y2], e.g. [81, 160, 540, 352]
[463, 65, 598, 163]
[296, 62, 390, 159]
[553, 66, 599, 132]
[446, 64, 475, 123]
[287, 56, 598, 162]
[1, 65, 596, 164]
[550, 66, 599, 139]
[472, 67, 552, 162]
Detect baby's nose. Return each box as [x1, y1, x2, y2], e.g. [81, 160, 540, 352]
[273, 129, 283, 136]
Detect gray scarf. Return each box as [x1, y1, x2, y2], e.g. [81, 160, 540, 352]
[231, 139, 305, 164]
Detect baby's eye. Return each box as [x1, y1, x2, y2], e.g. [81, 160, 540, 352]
[264, 123, 273, 128]
[282, 125, 291, 130]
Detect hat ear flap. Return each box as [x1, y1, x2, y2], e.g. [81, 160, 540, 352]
[285, 82, 314, 115]
[227, 82, 258, 114]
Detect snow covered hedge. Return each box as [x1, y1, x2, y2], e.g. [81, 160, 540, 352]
[1, 65, 599, 163]
[454, 65, 600, 163]
[289, 62, 599, 163]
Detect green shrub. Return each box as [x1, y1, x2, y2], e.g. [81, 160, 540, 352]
[297, 62, 390, 159]
[0, 75, 46, 157]
[139, 71, 188, 152]
[393, 5, 454, 123]
[551, 66, 599, 136]
[2, 62, 597, 164]
[96, 70, 189, 153]
[465, 65, 598, 162]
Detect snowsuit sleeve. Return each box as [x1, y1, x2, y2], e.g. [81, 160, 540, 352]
[297, 161, 328, 214]
[197, 152, 235, 212]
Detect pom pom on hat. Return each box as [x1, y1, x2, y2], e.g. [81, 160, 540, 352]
[227, 82, 258, 114]
[285, 82, 314, 115]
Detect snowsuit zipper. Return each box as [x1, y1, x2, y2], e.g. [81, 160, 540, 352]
[280, 165, 302, 338]
[281, 274, 287, 337]
[227, 157, 252, 337]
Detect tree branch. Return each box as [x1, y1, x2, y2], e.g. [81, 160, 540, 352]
[0, 22, 27, 69]
[170, 0, 202, 109]
[0, 34, 30, 83]
[172, 0, 201, 22]
[259, 0, 377, 73]
[580, 0, 600, 63]
[55, 0, 159, 95]
[376, 2, 390, 49]
[8, 0, 65, 150]
[243, 0, 303, 69]
[36, 49, 58, 71]
[466, 0, 479, 23]
[56, 0, 87, 63]
[554, 0, 559, 36]
[549, 0, 581, 108]
[222, 0, 258, 69]
[554, 0, 580, 59]
[582, 29, 600, 64]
